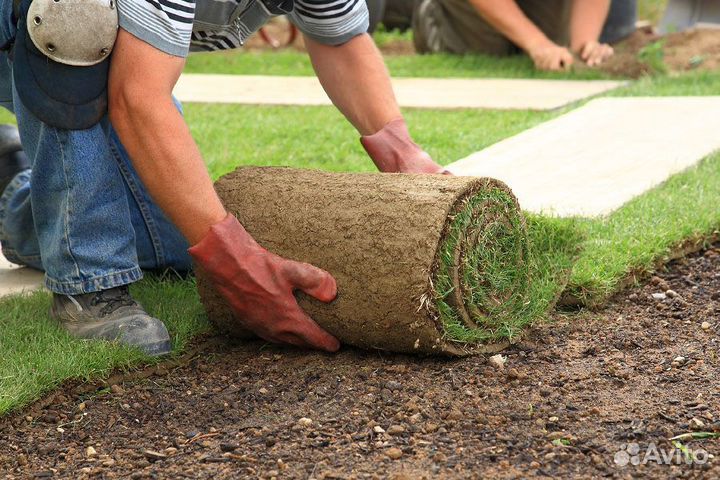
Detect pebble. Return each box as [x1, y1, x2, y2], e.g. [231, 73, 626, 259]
[672, 356, 686, 367]
[488, 354, 506, 370]
[297, 417, 313, 427]
[143, 449, 168, 461]
[373, 426, 385, 434]
[385, 447, 403, 460]
[110, 384, 125, 395]
[386, 381, 403, 391]
[701, 321, 711, 330]
[690, 417, 705, 430]
[25, 416, 33, 422]
[78, 403, 86, 412]
[258, 388, 269, 395]
[665, 289, 679, 298]
[433, 452, 448, 463]
[548, 416, 559, 423]
[85, 446, 97, 457]
[652, 293, 667, 300]
[387, 425, 405, 435]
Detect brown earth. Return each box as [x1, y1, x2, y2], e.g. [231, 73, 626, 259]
[597, 28, 720, 78]
[2, 243, 720, 478]
[200, 167, 523, 355]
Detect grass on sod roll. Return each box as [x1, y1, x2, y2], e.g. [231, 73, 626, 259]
[434, 189, 582, 345]
[1, 64, 720, 414]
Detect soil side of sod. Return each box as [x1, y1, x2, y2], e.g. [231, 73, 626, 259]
[2, 245, 718, 479]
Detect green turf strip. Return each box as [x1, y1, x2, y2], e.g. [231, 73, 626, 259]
[1, 65, 719, 414]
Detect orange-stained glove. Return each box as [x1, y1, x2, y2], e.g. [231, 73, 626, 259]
[189, 214, 340, 352]
[360, 118, 450, 174]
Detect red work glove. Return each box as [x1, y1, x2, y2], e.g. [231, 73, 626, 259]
[360, 118, 451, 174]
[189, 214, 340, 352]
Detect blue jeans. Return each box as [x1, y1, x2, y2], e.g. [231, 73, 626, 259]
[0, 3, 191, 294]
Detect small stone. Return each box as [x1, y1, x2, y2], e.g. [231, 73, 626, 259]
[548, 416, 559, 423]
[165, 447, 178, 455]
[701, 322, 711, 330]
[433, 452, 447, 463]
[690, 417, 705, 430]
[297, 417, 313, 427]
[665, 289, 678, 298]
[373, 426, 385, 434]
[56, 427, 65, 433]
[25, 416, 33, 422]
[488, 354, 506, 370]
[387, 425, 405, 435]
[110, 384, 125, 395]
[386, 381, 402, 391]
[78, 403, 86, 412]
[80, 467, 92, 474]
[385, 447, 403, 460]
[672, 356, 686, 367]
[102, 459, 116, 467]
[85, 446, 97, 457]
[258, 388, 268, 395]
[143, 449, 167, 462]
[219, 443, 238, 452]
[544, 452, 556, 460]
[652, 293, 667, 300]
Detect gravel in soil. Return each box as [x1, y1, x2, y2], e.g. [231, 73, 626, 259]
[2, 246, 720, 479]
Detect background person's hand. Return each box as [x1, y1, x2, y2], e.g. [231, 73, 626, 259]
[577, 41, 614, 67]
[528, 42, 574, 71]
[189, 215, 341, 352]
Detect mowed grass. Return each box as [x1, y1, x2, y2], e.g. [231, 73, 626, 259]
[2, 55, 720, 414]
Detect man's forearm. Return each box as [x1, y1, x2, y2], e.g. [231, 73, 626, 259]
[569, 0, 611, 51]
[110, 93, 226, 245]
[469, 0, 550, 52]
[304, 33, 400, 135]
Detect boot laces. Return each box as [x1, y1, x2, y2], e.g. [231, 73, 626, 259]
[90, 285, 137, 317]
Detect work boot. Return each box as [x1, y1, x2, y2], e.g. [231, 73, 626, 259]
[50, 285, 172, 356]
[0, 125, 30, 194]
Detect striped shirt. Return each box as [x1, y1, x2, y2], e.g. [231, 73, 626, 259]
[117, 0, 369, 57]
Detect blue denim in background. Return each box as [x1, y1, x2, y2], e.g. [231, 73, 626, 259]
[601, 0, 638, 44]
[0, 2, 191, 295]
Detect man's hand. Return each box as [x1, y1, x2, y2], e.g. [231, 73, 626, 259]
[361, 119, 449, 174]
[576, 41, 614, 66]
[528, 41, 574, 71]
[189, 215, 341, 352]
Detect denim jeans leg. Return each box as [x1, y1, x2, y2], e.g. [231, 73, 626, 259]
[601, 0, 637, 44]
[108, 123, 192, 274]
[10, 103, 146, 293]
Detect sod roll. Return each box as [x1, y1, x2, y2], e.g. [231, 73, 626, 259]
[197, 167, 534, 355]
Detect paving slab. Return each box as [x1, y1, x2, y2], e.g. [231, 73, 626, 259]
[447, 97, 720, 217]
[0, 250, 44, 298]
[174, 74, 624, 110]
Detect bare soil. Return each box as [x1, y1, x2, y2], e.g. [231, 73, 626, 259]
[2, 245, 720, 479]
[598, 28, 720, 78]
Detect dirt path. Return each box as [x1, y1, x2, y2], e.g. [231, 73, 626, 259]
[2, 246, 719, 479]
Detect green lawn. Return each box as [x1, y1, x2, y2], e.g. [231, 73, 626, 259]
[2, 46, 719, 415]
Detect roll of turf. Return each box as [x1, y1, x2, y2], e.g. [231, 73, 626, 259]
[197, 167, 555, 355]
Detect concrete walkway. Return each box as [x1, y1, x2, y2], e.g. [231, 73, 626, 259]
[0, 251, 44, 297]
[174, 74, 624, 110]
[447, 97, 720, 217]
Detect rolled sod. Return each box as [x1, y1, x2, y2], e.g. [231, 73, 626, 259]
[197, 167, 574, 355]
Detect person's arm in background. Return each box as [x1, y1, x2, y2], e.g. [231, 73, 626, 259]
[469, 0, 573, 71]
[304, 33, 447, 174]
[570, 0, 614, 66]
